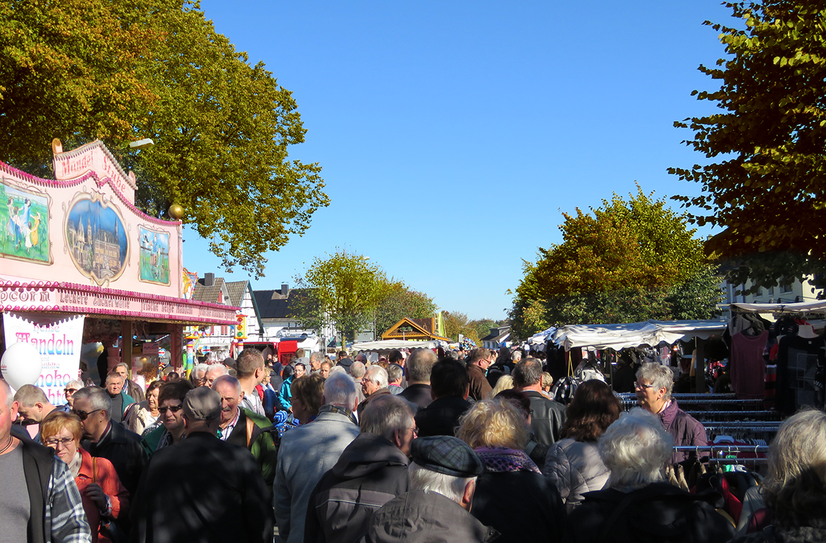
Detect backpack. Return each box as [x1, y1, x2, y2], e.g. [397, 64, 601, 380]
[551, 376, 580, 405]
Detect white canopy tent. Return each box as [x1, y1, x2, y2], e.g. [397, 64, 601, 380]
[350, 339, 446, 351]
[528, 326, 557, 345]
[553, 320, 727, 351]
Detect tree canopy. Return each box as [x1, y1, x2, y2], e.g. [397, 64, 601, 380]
[291, 249, 392, 343]
[669, 0, 826, 291]
[0, 0, 328, 277]
[510, 187, 721, 337]
[374, 286, 438, 338]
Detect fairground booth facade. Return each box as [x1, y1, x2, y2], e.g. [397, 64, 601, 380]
[0, 140, 237, 404]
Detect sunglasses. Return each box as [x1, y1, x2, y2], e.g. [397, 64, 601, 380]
[159, 405, 184, 414]
[64, 388, 78, 394]
[73, 409, 101, 421]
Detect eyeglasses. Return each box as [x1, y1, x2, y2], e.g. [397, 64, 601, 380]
[64, 389, 78, 395]
[407, 427, 419, 437]
[44, 437, 75, 448]
[159, 405, 184, 414]
[74, 409, 102, 421]
[634, 382, 655, 390]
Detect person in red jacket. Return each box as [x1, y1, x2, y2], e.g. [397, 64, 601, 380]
[42, 410, 129, 543]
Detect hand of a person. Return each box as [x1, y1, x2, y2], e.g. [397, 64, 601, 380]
[84, 483, 107, 511]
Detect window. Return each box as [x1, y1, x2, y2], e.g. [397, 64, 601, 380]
[780, 280, 793, 293]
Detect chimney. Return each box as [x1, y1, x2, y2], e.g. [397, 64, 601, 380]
[281, 283, 289, 297]
[204, 272, 215, 287]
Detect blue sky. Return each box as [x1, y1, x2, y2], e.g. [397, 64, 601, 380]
[184, 0, 734, 320]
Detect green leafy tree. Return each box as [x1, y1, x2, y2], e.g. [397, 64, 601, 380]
[510, 188, 719, 336]
[469, 319, 501, 343]
[442, 311, 479, 343]
[0, 0, 328, 278]
[374, 285, 438, 338]
[669, 0, 826, 292]
[291, 249, 392, 343]
[524, 187, 705, 300]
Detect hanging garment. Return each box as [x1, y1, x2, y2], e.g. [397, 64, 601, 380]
[777, 334, 826, 414]
[730, 331, 769, 399]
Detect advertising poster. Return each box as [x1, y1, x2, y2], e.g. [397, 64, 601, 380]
[3, 312, 85, 405]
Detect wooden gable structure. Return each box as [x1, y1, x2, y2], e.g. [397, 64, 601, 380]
[381, 317, 450, 342]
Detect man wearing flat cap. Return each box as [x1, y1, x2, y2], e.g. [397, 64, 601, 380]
[131, 387, 274, 543]
[362, 436, 499, 543]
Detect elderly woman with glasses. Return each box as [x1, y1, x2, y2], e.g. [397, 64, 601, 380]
[41, 410, 129, 543]
[635, 363, 707, 463]
[457, 398, 568, 543]
[123, 380, 163, 436]
[567, 408, 733, 543]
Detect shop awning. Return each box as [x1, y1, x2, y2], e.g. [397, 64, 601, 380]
[731, 301, 826, 313]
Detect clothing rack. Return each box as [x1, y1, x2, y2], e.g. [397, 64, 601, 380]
[704, 457, 768, 465]
[702, 422, 782, 430]
[686, 410, 783, 420]
[616, 393, 738, 400]
[672, 445, 769, 454]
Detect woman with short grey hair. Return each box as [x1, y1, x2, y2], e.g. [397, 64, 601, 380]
[635, 363, 707, 463]
[567, 408, 733, 543]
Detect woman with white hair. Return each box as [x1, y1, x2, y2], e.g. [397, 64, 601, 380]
[567, 408, 733, 543]
[731, 409, 826, 543]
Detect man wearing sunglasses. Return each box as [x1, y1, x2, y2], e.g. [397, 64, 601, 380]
[74, 386, 145, 498]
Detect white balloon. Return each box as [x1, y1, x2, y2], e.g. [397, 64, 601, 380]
[1, 342, 43, 390]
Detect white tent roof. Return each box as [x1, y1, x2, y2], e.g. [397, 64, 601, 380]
[553, 319, 727, 351]
[350, 339, 444, 351]
[528, 326, 557, 345]
[731, 301, 826, 313]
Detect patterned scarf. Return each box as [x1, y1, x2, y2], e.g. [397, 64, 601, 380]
[474, 447, 541, 474]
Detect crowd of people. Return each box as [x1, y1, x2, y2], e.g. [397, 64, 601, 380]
[1, 345, 825, 543]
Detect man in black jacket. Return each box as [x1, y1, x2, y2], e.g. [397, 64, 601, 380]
[74, 386, 145, 497]
[513, 358, 566, 447]
[399, 348, 437, 409]
[415, 359, 471, 437]
[131, 387, 273, 543]
[304, 395, 414, 543]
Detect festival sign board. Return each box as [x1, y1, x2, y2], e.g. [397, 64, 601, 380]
[0, 140, 183, 297]
[2, 312, 85, 405]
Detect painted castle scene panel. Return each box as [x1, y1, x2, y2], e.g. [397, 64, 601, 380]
[65, 196, 128, 282]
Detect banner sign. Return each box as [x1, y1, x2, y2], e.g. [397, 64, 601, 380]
[3, 312, 85, 405]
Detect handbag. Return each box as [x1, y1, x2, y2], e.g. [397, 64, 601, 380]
[92, 457, 125, 543]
